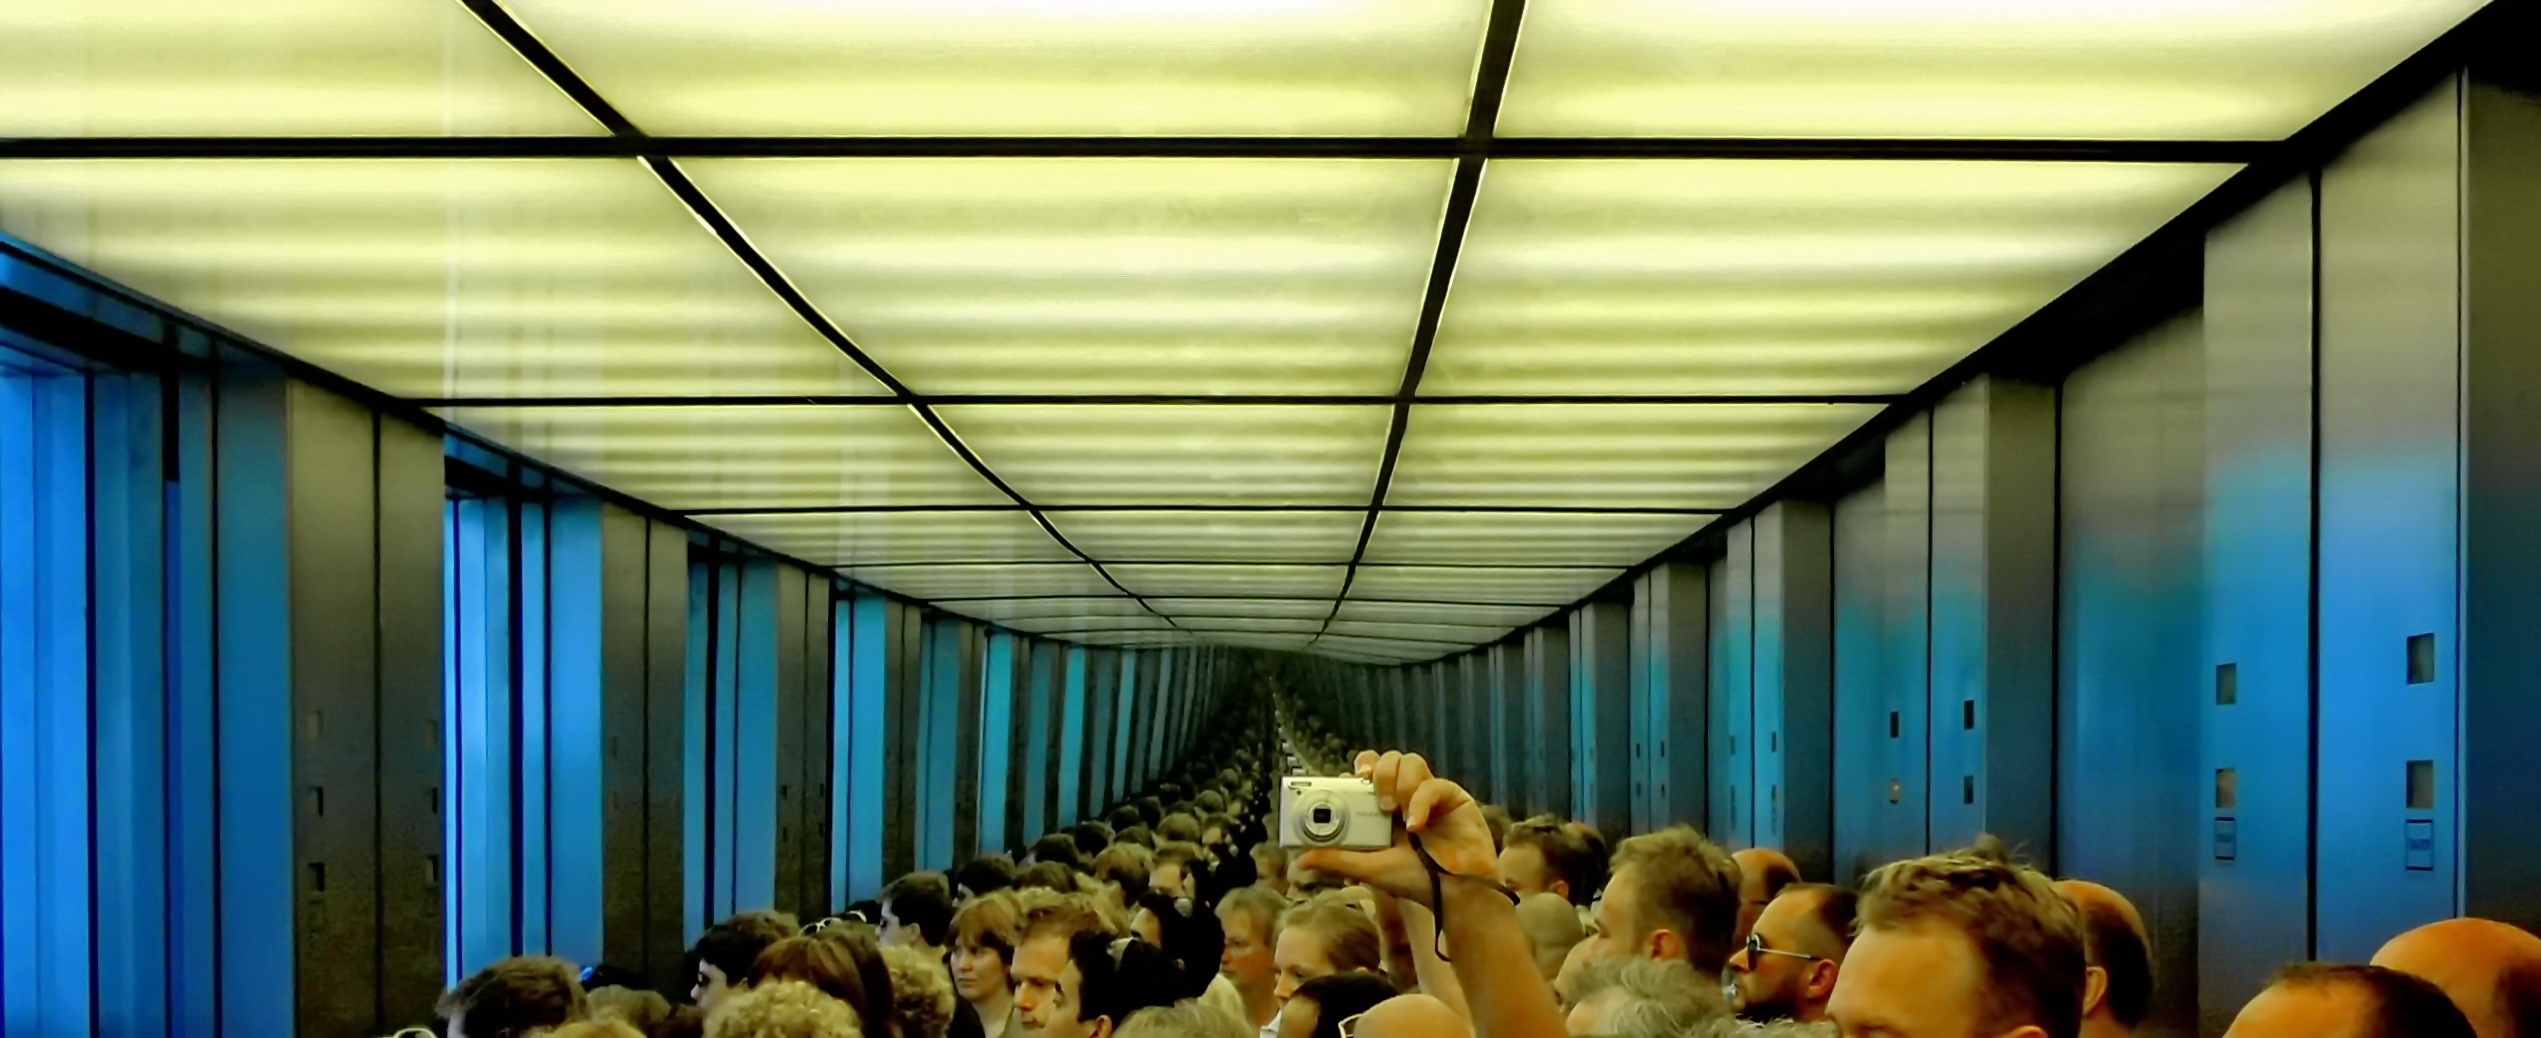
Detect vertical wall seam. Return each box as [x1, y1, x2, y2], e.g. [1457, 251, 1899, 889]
[2303, 164, 2325, 959]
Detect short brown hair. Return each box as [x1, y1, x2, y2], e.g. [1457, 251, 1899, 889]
[1217, 885, 1286, 939]
[1506, 816, 1607, 908]
[2268, 964, 2475, 1038]
[1858, 849, 2087, 1038]
[1020, 888, 1120, 942]
[1609, 826, 1741, 973]
[1278, 893, 1384, 974]
[437, 956, 587, 1038]
[2069, 894, 2150, 1027]
[951, 890, 1026, 962]
[1094, 843, 1157, 902]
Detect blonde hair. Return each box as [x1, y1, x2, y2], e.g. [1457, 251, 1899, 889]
[882, 944, 958, 1038]
[1277, 893, 1384, 974]
[1116, 1001, 1252, 1038]
[706, 979, 862, 1038]
[1857, 849, 2085, 1038]
[1608, 827, 1742, 973]
[547, 1021, 647, 1038]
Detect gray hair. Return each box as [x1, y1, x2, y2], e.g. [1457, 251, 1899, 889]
[1570, 957, 1728, 1038]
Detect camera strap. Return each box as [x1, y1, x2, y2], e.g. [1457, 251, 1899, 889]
[1406, 832, 1519, 962]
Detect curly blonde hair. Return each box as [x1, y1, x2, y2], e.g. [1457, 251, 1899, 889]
[882, 944, 958, 1038]
[706, 979, 862, 1038]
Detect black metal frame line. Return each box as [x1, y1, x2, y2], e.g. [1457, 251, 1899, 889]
[1315, 0, 1529, 644]
[680, 503, 1732, 516]
[453, 0, 1183, 631]
[417, 393, 1905, 407]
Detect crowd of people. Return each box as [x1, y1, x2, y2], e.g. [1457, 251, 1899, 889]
[412, 697, 2540, 1038]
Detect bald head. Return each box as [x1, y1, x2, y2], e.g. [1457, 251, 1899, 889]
[2373, 919, 2541, 1038]
[1731, 848, 1800, 947]
[1356, 995, 1469, 1038]
[2058, 880, 2152, 1033]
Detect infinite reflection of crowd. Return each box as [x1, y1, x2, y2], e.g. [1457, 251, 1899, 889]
[410, 702, 2539, 1038]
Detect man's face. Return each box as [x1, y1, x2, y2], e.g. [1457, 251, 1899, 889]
[2223, 983, 2375, 1038]
[1581, 867, 1645, 964]
[1498, 844, 1556, 900]
[1828, 921, 2015, 1038]
[882, 904, 918, 947]
[1152, 862, 1190, 899]
[952, 939, 1011, 1005]
[693, 961, 733, 1013]
[1256, 851, 1287, 891]
[1274, 925, 1341, 1002]
[1223, 913, 1278, 998]
[1726, 891, 1830, 1023]
[1015, 933, 1105, 1038]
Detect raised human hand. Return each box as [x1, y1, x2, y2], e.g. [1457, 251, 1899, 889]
[1294, 751, 1498, 907]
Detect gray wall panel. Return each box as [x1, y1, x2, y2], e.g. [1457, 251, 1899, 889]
[2316, 80, 2462, 959]
[1883, 417, 1933, 861]
[373, 415, 445, 1027]
[1571, 601, 1633, 837]
[1716, 523, 1755, 847]
[2201, 175, 2318, 1025]
[1524, 625, 1572, 816]
[642, 521, 689, 973]
[1633, 563, 1708, 830]
[1755, 502, 1833, 877]
[2058, 316, 2205, 1037]
[1832, 486, 1887, 882]
[771, 565, 810, 918]
[2457, 75, 2541, 930]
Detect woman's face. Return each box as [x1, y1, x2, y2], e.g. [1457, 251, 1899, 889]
[950, 940, 1010, 1005]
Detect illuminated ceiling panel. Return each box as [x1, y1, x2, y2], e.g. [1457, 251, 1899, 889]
[940, 596, 1151, 622]
[1325, 619, 1514, 643]
[1347, 565, 1623, 605]
[0, 161, 882, 400]
[1333, 600, 1558, 627]
[1388, 404, 1883, 509]
[1010, 613, 1180, 635]
[1143, 598, 1337, 621]
[0, 1, 598, 136]
[703, 510, 1071, 568]
[1176, 617, 1328, 635]
[1316, 633, 1458, 659]
[838, 562, 1118, 600]
[1363, 511, 1701, 567]
[503, 0, 1489, 136]
[1109, 564, 1345, 600]
[1426, 160, 2238, 395]
[1049, 511, 1364, 564]
[1498, 0, 2488, 139]
[684, 159, 1449, 395]
[439, 406, 1004, 511]
[937, 405, 1391, 506]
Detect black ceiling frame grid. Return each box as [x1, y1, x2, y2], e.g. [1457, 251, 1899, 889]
[680, 503, 1733, 516]
[1311, 0, 1530, 646]
[451, 0, 1198, 633]
[415, 393, 1908, 407]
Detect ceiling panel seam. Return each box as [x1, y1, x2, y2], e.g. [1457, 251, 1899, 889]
[0, 137, 2283, 163]
[1314, 0, 1528, 645]
[455, 0, 1183, 629]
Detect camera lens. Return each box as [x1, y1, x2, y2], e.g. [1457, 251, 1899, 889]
[1313, 807, 1334, 825]
[1294, 792, 1346, 845]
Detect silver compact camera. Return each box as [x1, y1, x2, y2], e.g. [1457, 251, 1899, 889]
[1280, 776, 1392, 850]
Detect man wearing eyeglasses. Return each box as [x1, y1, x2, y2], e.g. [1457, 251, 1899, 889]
[1722, 882, 1856, 1025]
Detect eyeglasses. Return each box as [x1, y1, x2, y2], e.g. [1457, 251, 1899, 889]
[1337, 1011, 1370, 1038]
[1743, 932, 1820, 966]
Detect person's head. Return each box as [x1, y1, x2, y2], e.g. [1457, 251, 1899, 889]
[1136, 797, 1165, 828]
[1071, 822, 1114, 860]
[1012, 894, 1123, 1038]
[884, 943, 959, 1038]
[1253, 843, 1293, 895]
[548, 1021, 647, 1038]
[958, 854, 1022, 902]
[1202, 814, 1236, 853]
[950, 891, 1027, 1007]
[2225, 963, 2476, 1038]
[1159, 813, 1203, 845]
[2055, 880, 2151, 1037]
[884, 873, 958, 950]
[1218, 885, 1289, 1002]
[1195, 790, 1227, 816]
[1500, 816, 1606, 908]
[1020, 861, 1082, 894]
[1151, 842, 1206, 900]
[1275, 894, 1386, 1003]
[1730, 848, 1801, 947]
[2372, 918, 2541, 1038]
[587, 985, 673, 1033]
[752, 935, 883, 1032]
[1110, 806, 1146, 833]
[704, 979, 862, 1038]
[1828, 846, 2086, 1038]
[1094, 843, 1157, 906]
[1480, 806, 1515, 853]
[1280, 971, 1402, 1038]
[1725, 883, 1856, 1024]
[1585, 825, 1742, 974]
[1116, 1001, 1252, 1038]
[439, 956, 588, 1038]
[1031, 834, 1089, 874]
[1116, 827, 1157, 851]
[1561, 955, 1724, 1038]
[1516, 892, 1586, 983]
[1355, 995, 1470, 1038]
[692, 919, 792, 1012]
